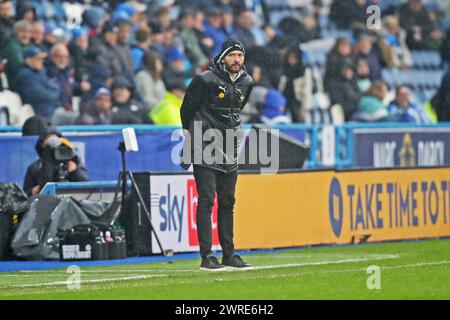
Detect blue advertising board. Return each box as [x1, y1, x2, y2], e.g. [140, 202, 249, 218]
[0, 127, 308, 186]
[353, 127, 450, 168]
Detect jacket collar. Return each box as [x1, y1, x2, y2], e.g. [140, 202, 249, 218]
[209, 56, 247, 84]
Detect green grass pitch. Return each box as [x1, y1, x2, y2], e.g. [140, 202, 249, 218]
[0, 239, 449, 300]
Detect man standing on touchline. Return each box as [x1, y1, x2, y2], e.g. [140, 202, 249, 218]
[180, 38, 253, 271]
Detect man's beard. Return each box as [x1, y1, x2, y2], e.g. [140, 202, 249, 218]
[224, 61, 243, 74]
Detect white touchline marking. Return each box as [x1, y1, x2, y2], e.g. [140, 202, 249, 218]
[249, 254, 400, 271]
[9, 274, 168, 288]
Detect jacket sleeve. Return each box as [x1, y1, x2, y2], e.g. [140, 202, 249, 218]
[180, 75, 206, 130]
[15, 72, 61, 104]
[67, 163, 90, 182]
[23, 163, 39, 196]
[241, 79, 254, 108]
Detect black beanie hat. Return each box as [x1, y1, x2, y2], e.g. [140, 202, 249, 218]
[218, 38, 245, 62]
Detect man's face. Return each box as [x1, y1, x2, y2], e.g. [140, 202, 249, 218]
[113, 87, 131, 104]
[16, 27, 32, 45]
[222, 50, 244, 74]
[182, 15, 195, 29]
[27, 55, 46, 70]
[104, 31, 118, 45]
[397, 88, 411, 108]
[51, 46, 70, 70]
[342, 67, 354, 80]
[207, 15, 222, 28]
[358, 38, 372, 54]
[75, 35, 89, 51]
[95, 94, 112, 111]
[237, 11, 254, 29]
[32, 24, 45, 44]
[118, 23, 131, 44]
[0, 1, 13, 19]
[170, 59, 185, 72]
[223, 12, 233, 27]
[409, 0, 422, 12]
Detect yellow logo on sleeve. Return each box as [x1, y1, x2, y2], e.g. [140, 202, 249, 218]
[218, 92, 225, 99]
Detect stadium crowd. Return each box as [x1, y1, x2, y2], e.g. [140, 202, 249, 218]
[1, 0, 450, 127]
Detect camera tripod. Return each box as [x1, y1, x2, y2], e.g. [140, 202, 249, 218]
[109, 142, 172, 256]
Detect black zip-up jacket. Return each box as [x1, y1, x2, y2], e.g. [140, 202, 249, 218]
[180, 58, 253, 173]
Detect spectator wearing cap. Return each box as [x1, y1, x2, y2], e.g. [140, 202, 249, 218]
[13, 46, 61, 120]
[259, 89, 291, 126]
[388, 85, 432, 124]
[111, 76, 150, 124]
[22, 116, 48, 137]
[162, 47, 193, 88]
[115, 19, 135, 79]
[134, 50, 166, 111]
[0, 0, 14, 46]
[69, 27, 92, 82]
[115, 3, 140, 30]
[203, 7, 227, 57]
[42, 22, 65, 49]
[82, 5, 105, 36]
[149, 80, 186, 125]
[179, 8, 209, 70]
[76, 87, 113, 125]
[1, 20, 32, 85]
[90, 21, 124, 77]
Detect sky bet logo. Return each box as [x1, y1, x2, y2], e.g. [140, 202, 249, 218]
[328, 176, 450, 238]
[158, 184, 185, 242]
[156, 179, 219, 246]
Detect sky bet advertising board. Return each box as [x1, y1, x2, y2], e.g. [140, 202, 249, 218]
[149, 175, 221, 254]
[353, 127, 450, 168]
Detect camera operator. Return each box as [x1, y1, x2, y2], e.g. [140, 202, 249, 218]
[23, 128, 89, 196]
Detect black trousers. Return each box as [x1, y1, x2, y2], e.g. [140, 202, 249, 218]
[193, 165, 238, 259]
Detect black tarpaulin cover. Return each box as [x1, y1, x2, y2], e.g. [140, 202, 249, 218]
[11, 195, 109, 260]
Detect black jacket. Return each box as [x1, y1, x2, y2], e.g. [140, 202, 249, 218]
[111, 99, 151, 124]
[180, 58, 253, 173]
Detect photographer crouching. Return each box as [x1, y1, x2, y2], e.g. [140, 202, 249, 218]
[23, 128, 89, 196]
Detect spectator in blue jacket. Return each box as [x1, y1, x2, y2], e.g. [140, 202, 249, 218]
[13, 46, 61, 120]
[388, 85, 432, 124]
